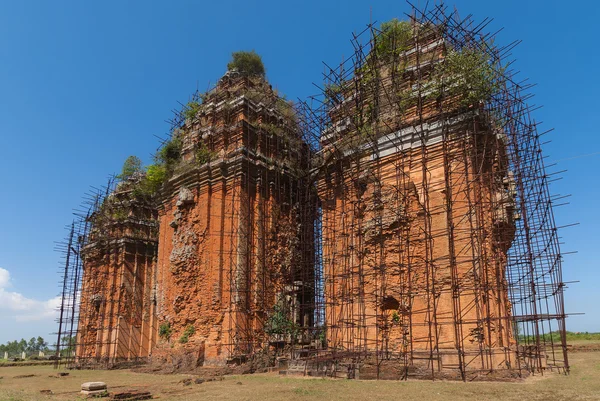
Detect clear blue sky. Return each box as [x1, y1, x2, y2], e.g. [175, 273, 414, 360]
[0, 0, 597, 344]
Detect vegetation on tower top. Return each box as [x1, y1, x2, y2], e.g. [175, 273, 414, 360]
[227, 50, 266, 78]
[373, 19, 413, 61]
[112, 134, 183, 199]
[117, 155, 143, 180]
[426, 47, 504, 107]
[325, 18, 505, 154]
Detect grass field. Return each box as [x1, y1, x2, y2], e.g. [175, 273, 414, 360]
[1, 348, 598, 400]
[520, 331, 600, 343]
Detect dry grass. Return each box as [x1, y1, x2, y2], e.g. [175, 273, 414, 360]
[0, 351, 598, 401]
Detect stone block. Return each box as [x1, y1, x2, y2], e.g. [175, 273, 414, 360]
[111, 390, 152, 400]
[80, 389, 108, 397]
[81, 381, 107, 391]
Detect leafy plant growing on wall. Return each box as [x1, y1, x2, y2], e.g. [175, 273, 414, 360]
[130, 163, 167, 198]
[130, 135, 183, 197]
[266, 304, 299, 342]
[316, 327, 326, 344]
[427, 46, 504, 107]
[145, 163, 167, 191]
[179, 325, 195, 344]
[373, 19, 413, 61]
[354, 19, 412, 88]
[156, 136, 183, 170]
[342, 19, 504, 155]
[159, 322, 172, 340]
[276, 98, 298, 123]
[195, 142, 215, 166]
[184, 100, 202, 121]
[111, 208, 129, 222]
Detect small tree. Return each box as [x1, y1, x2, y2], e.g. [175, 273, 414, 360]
[227, 51, 266, 78]
[6, 340, 18, 355]
[36, 336, 48, 352]
[60, 335, 76, 356]
[145, 164, 167, 191]
[27, 337, 37, 353]
[18, 339, 27, 354]
[117, 156, 143, 180]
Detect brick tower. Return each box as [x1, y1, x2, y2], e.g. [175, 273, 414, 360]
[76, 175, 159, 365]
[154, 71, 315, 365]
[317, 21, 517, 376]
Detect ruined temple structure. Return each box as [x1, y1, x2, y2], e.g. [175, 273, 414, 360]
[76, 175, 159, 364]
[72, 70, 316, 367]
[317, 22, 518, 377]
[57, 5, 569, 381]
[153, 72, 315, 365]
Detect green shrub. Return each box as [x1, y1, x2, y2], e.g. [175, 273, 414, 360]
[146, 164, 167, 189]
[195, 142, 215, 165]
[266, 305, 299, 339]
[111, 208, 129, 221]
[130, 163, 167, 198]
[159, 322, 172, 340]
[131, 163, 166, 197]
[427, 46, 504, 107]
[243, 88, 264, 104]
[227, 50, 266, 78]
[260, 122, 283, 137]
[156, 137, 183, 168]
[374, 19, 413, 61]
[184, 100, 202, 121]
[179, 325, 195, 344]
[126, 137, 182, 198]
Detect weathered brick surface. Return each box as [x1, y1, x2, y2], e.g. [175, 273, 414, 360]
[315, 27, 517, 370]
[153, 73, 314, 365]
[76, 42, 518, 375]
[77, 179, 159, 364]
[318, 117, 516, 370]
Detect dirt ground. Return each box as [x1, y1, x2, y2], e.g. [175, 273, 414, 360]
[0, 349, 598, 401]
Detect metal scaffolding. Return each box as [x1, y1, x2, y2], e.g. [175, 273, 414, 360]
[55, 2, 568, 380]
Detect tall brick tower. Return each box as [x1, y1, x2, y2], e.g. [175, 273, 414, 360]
[154, 70, 315, 365]
[317, 21, 517, 376]
[76, 175, 159, 365]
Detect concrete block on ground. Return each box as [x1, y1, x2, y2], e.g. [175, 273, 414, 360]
[81, 381, 107, 391]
